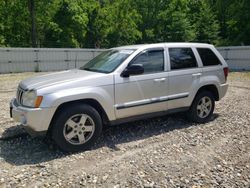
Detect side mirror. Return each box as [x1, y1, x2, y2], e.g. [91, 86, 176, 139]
[121, 64, 144, 77]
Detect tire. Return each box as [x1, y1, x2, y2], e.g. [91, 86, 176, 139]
[51, 104, 102, 152]
[187, 91, 215, 123]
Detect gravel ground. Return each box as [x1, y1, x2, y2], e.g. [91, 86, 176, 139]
[0, 72, 249, 188]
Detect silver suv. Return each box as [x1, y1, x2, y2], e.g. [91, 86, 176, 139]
[10, 43, 228, 152]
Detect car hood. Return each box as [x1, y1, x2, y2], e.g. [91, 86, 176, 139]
[19, 69, 112, 92]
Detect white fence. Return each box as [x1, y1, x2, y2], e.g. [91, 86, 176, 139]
[0, 46, 249, 73]
[217, 46, 250, 71]
[0, 48, 105, 73]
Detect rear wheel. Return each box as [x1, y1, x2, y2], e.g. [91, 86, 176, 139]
[188, 91, 215, 123]
[51, 104, 102, 152]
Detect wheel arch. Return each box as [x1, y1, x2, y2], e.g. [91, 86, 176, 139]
[195, 84, 219, 101]
[47, 99, 110, 135]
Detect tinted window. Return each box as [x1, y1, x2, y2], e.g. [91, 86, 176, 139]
[197, 48, 222, 66]
[169, 48, 197, 70]
[130, 49, 164, 74]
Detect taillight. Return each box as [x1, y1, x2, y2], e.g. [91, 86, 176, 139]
[223, 67, 229, 81]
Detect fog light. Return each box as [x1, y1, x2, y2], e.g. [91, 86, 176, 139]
[21, 114, 27, 125]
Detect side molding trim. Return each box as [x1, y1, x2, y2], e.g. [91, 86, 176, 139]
[115, 93, 189, 110]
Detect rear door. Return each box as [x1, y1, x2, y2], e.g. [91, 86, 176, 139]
[167, 47, 202, 109]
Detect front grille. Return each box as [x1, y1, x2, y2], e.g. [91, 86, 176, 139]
[16, 86, 25, 105]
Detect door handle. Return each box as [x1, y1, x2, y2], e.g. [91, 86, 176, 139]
[154, 78, 166, 82]
[192, 73, 202, 77]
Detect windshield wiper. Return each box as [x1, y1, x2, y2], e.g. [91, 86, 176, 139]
[83, 68, 111, 74]
[83, 68, 92, 71]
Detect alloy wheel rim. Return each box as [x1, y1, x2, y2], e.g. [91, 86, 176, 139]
[63, 114, 95, 145]
[197, 96, 212, 118]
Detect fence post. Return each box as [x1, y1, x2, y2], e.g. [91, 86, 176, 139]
[65, 50, 69, 69]
[34, 49, 39, 72]
[225, 48, 230, 61]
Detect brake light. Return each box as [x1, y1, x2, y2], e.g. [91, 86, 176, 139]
[223, 67, 229, 81]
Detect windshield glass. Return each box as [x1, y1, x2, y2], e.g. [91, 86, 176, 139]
[80, 49, 135, 73]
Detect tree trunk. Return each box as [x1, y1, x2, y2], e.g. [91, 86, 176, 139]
[29, 0, 37, 47]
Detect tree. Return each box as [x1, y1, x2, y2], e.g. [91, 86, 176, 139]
[82, 0, 101, 48]
[188, 0, 220, 44]
[34, 0, 61, 47]
[133, 0, 196, 43]
[226, 0, 250, 45]
[103, 0, 142, 47]
[133, 0, 165, 43]
[44, 0, 89, 47]
[0, 0, 30, 47]
[0, 0, 249, 47]
[157, 0, 196, 42]
[28, 0, 37, 47]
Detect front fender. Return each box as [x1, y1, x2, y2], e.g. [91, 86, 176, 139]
[40, 86, 116, 121]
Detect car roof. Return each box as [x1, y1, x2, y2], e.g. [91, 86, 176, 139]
[112, 42, 214, 50]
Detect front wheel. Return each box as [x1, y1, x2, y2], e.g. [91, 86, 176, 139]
[187, 91, 215, 123]
[51, 104, 102, 152]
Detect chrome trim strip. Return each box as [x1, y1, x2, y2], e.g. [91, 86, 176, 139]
[168, 93, 189, 101]
[115, 93, 189, 110]
[16, 86, 25, 105]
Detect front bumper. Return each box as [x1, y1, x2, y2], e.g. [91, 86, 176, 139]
[10, 98, 56, 136]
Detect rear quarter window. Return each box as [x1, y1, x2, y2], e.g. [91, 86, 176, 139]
[197, 48, 222, 66]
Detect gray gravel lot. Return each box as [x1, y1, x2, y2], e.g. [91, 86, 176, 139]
[0, 72, 250, 188]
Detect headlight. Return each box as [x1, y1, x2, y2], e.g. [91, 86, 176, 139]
[22, 90, 43, 108]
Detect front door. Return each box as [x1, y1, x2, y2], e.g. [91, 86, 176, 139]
[114, 48, 168, 119]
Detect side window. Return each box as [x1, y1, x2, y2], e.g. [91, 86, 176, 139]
[197, 48, 222, 66]
[169, 48, 197, 70]
[130, 49, 164, 74]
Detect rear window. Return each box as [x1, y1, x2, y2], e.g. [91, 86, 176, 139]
[197, 48, 222, 66]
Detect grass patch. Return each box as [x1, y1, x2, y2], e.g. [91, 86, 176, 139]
[0, 72, 49, 90]
[229, 71, 250, 82]
[0, 72, 47, 82]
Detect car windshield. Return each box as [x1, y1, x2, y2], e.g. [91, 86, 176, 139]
[80, 49, 135, 73]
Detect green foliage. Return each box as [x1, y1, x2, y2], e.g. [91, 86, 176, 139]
[44, 0, 89, 47]
[226, 0, 250, 45]
[0, 24, 5, 46]
[157, 0, 196, 42]
[104, 0, 142, 47]
[0, 0, 248, 47]
[35, 0, 61, 46]
[133, 0, 164, 43]
[208, 0, 250, 45]
[83, 0, 142, 48]
[0, 0, 30, 47]
[188, 0, 220, 44]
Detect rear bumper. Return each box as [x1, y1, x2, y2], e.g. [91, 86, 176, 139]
[218, 83, 229, 100]
[10, 98, 56, 136]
